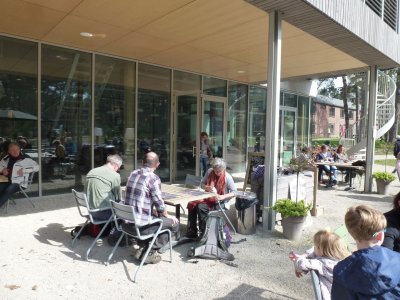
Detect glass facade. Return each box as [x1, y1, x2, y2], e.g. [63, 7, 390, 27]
[0, 34, 312, 197]
[41, 45, 92, 195]
[227, 82, 248, 173]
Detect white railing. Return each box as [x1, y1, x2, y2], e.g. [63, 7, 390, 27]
[343, 70, 396, 156]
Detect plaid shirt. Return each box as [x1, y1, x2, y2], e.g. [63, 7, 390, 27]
[124, 167, 165, 225]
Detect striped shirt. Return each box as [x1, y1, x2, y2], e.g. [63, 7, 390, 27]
[124, 167, 165, 225]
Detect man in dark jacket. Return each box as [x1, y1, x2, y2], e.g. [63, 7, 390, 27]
[332, 205, 400, 299]
[382, 192, 400, 252]
[392, 135, 400, 173]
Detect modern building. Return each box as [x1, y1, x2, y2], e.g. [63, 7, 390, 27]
[0, 0, 399, 229]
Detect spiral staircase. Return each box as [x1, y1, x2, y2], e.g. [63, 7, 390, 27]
[340, 70, 396, 158]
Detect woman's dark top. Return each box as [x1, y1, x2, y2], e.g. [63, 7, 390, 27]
[382, 209, 400, 252]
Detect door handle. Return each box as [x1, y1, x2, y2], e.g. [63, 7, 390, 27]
[192, 146, 196, 157]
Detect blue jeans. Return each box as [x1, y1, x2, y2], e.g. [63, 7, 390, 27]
[201, 157, 209, 177]
[318, 165, 337, 182]
[0, 183, 20, 207]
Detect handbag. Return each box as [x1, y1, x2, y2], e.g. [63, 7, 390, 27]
[207, 147, 213, 158]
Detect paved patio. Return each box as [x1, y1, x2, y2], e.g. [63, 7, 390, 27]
[0, 164, 397, 300]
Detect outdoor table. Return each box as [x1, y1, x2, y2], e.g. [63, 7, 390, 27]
[316, 162, 365, 190]
[122, 184, 216, 220]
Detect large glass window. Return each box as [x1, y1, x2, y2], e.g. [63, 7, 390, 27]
[203, 76, 227, 97]
[137, 64, 170, 181]
[297, 96, 310, 148]
[248, 86, 267, 152]
[95, 55, 135, 184]
[0, 36, 38, 196]
[283, 92, 297, 107]
[227, 82, 247, 173]
[41, 45, 92, 195]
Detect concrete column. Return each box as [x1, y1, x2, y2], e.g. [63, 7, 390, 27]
[263, 10, 282, 231]
[364, 66, 378, 192]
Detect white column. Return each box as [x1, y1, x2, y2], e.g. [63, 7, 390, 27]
[364, 66, 378, 192]
[263, 10, 282, 231]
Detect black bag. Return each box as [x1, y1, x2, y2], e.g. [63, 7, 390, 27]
[107, 227, 133, 247]
[352, 160, 366, 167]
[187, 213, 234, 261]
[70, 222, 112, 239]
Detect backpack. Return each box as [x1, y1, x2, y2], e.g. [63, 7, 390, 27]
[187, 212, 234, 261]
[70, 222, 111, 239]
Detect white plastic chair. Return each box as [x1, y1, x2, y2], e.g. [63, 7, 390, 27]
[5, 171, 37, 213]
[106, 200, 172, 283]
[71, 189, 113, 260]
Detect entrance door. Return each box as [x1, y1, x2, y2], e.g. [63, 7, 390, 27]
[279, 107, 297, 166]
[173, 92, 199, 181]
[202, 97, 226, 160]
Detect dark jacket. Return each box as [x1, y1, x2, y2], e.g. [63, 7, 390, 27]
[394, 140, 400, 158]
[382, 209, 400, 252]
[332, 246, 400, 299]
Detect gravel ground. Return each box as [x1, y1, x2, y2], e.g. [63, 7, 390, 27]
[0, 163, 397, 300]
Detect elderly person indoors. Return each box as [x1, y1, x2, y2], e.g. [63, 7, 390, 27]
[186, 157, 236, 239]
[0, 142, 39, 208]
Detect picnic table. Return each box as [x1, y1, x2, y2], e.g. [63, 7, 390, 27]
[316, 161, 365, 190]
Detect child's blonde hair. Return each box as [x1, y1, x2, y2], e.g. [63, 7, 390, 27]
[345, 205, 386, 241]
[313, 229, 350, 260]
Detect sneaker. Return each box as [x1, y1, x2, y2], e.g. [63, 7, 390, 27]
[144, 250, 161, 264]
[332, 180, 337, 185]
[130, 246, 144, 260]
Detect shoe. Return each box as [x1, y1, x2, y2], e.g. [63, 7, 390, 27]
[332, 180, 337, 186]
[185, 229, 198, 239]
[130, 246, 144, 260]
[143, 250, 161, 264]
[392, 169, 397, 174]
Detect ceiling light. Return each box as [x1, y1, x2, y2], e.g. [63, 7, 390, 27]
[80, 32, 94, 38]
[237, 70, 246, 74]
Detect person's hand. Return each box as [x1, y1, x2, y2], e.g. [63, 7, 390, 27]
[295, 271, 303, 278]
[289, 251, 298, 261]
[167, 215, 179, 225]
[2, 168, 9, 176]
[204, 185, 213, 192]
[17, 168, 24, 176]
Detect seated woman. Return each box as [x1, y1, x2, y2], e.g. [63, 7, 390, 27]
[382, 192, 400, 252]
[316, 145, 337, 185]
[186, 158, 236, 239]
[0, 142, 39, 208]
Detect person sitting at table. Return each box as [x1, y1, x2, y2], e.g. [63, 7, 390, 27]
[124, 151, 179, 264]
[0, 142, 39, 208]
[382, 191, 400, 252]
[85, 154, 123, 221]
[186, 157, 236, 239]
[333, 144, 353, 183]
[316, 144, 337, 185]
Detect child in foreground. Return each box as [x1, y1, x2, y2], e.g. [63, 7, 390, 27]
[290, 229, 350, 300]
[331, 205, 400, 299]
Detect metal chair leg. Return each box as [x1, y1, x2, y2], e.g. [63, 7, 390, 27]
[20, 189, 35, 208]
[71, 220, 89, 247]
[106, 232, 126, 265]
[86, 217, 112, 260]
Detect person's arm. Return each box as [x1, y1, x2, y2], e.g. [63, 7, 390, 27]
[216, 173, 236, 202]
[151, 177, 178, 224]
[22, 158, 39, 173]
[201, 169, 211, 190]
[382, 227, 399, 251]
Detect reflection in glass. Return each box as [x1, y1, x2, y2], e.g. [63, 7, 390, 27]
[248, 86, 267, 152]
[0, 36, 38, 197]
[227, 82, 247, 173]
[95, 55, 135, 184]
[41, 45, 92, 195]
[203, 76, 227, 97]
[137, 64, 170, 181]
[284, 92, 297, 107]
[203, 101, 224, 158]
[173, 71, 200, 181]
[297, 96, 310, 149]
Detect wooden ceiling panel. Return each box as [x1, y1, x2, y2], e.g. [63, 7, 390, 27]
[72, 0, 194, 30]
[0, 0, 67, 39]
[44, 15, 130, 50]
[144, 45, 215, 67]
[225, 44, 268, 64]
[100, 32, 177, 60]
[179, 55, 246, 74]
[189, 17, 268, 55]
[23, 0, 82, 12]
[137, 0, 266, 44]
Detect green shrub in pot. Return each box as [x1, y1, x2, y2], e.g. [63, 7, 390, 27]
[272, 198, 312, 217]
[372, 171, 396, 183]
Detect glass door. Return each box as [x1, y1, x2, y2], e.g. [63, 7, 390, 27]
[279, 107, 297, 166]
[202, 97, 226, 161]
[173, 92, 199, 181]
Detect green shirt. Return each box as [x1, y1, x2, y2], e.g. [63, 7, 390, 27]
[84, 165, 121, 209]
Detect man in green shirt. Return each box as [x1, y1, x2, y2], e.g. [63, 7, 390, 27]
[85, 154, 122, 220]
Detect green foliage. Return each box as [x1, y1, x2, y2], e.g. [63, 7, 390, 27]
[372, 171, 396, 182]
[375, 159, 396, 167]
[272, 199, 312, 217]
[289, 156, 314, 173]
[311, 138, 340, 148]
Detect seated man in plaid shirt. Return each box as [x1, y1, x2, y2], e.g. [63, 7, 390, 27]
[124, 151, 179, 264]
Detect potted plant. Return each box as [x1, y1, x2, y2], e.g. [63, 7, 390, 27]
[373, 139, 396, 195]
[272, 199, 312, 240]
[372, 172, 396, 195]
